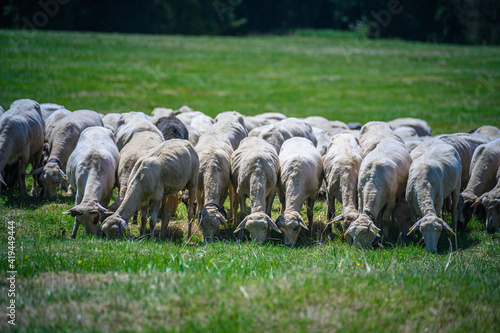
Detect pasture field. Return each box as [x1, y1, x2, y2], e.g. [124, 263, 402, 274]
[1, 29, 500, 332]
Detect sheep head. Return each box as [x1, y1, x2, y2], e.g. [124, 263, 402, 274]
[330, 211, 360, 232]
[407, 213, 455, 253]
[275, 211, 308, 246]
[457, 192, 477, 230]
[234, 212, 281, 244]
[197, 204, 226, 241]
[345, 213, 380, 249]
[100, 215, 130, 240]
[472, 194, 500, 234]
[64, 202, 109, 237]
[31, 160, 66, 200]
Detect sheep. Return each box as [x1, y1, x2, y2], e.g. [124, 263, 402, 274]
[107, 131, 164, 213]
[474, 125, 500, 141]
[405, 143, 461, 252]
[176, 111, 206, 126]
[214, 111, 248, 149]
[303, 116, 350, 137]
[30, 110, 103, 200]
[63, 127, 120, 238]
[100, 139, 199, 240]
[276, 118, 317, 146]
[359, 121, 404, 156]
[250, 124, 291, 153]
[190, 114, 215, 134]
[393, 126, 418, 139]
[155, 114, 189, 141]
[102, 113, 121, 134]
[323, 132, 363, 232]
[388, 117, 432, 137]
[312, 127, 331, 156]
[458, 138, 500, 230]
[114, 113, 164, 150]
[345, 138, 411, 248]
[195, 132, 235, 241]
[40, 103, 66, 120]
[0, 99, 45, 197]
[151, 107, 174, 125]
[231, 137, 281, 243]
[413, 133, 488, 189]
[275, 138, 323, 246]
[244, 115, 273, 133]
[472, 175, 500, 233]
[44, 109, 71, 141]
[0, 105, 4, 115]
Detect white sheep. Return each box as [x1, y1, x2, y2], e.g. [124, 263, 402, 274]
[406, 142, 461, 252]
[231, 137, 281, 243]
[101, 139, 198, 240]
[63, 127, 120, 238]
[346, 138, 411, 248]
[31, 110, 103, 200]
[275, 138, 323, 246]
[322, 132, 363, 232]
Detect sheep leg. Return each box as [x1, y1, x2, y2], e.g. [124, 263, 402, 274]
[451, 187, 460, 250]
[149, 201, 161, 240]
[30, 145, 44, 196]
[265, 188, 276, 216]
[187, 181, 198, 239]
[71, 218, 80, 239]
[132, 211, 138, 225]
[17, 158, 28, 198]
[382, 198, 396, 240]
[229, 183, 239, 227]
[140, 206, 148, 237]
[160, 195, 171, 240]
[327, 194, 335, 221]
[306, 197, 315, 235]
[237, 193, 247, 225]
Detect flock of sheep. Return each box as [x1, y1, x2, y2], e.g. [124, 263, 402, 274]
[1, 99, 499, 252]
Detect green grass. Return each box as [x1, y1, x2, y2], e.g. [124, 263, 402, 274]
[1, 29, 500, 332]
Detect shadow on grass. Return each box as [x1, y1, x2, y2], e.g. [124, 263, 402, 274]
[1, 188, 74, 210]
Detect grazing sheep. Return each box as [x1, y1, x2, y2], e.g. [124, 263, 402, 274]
[250, 124, 291, 153]
[393, 126, 418, 139]
[474, 126, 500, 141]
[359, 121, 404, 156]
[472, 175, 500, 233]
[190, 114, 215, 134]
[406, 143, 461, 252]
[275, 138, 323, 246]
[244, 115, 273, 133]
[176, 111, 206, 127]
[231, 137, 281, 243]
[214, 111, 248, 149]
[195, 132, 234, 241]
[388, 117, 432, 137]
[114, 113, 164, 150]
[155, 114, 189, 141]
[44, 109, 71, 141]
[31, 110, 103, 200]
[0, 99, 45, 197]
[312, 127, 331, 156]
[346, 138, 411, 248]
[40, 103, 66, 120]
[101, 139, 198, 240]
[107, 131, 164, 213]
[102, 113, 121, 134]
[63, 127, 120, 238]
[323, 132, 363, 232]
[276, 118, 317, 146]
[458, 138, 500, 230]
[303, 116, 350, 137]
[151, 107, 174, 125]
[414, 134, 488, 189]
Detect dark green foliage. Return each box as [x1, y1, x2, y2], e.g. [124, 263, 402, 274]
[1, 0, 499, 44]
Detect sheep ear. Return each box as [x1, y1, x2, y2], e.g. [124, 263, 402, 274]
[369, 223, 381, 236]
[267, 216, 281, 234]
[471, 197, 483, 207]
[299, 218, 309, 231]
[441, 221, 456, 236]
[30, 167, 44, 175]
[234, 217, 247, 233]
[0, 174, 6, 186]
[63, 207, 83, 217]
[328, 214, 344, 225]
[407, 220, 421, 236]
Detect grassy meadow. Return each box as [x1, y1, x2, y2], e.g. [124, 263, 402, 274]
[1, 29, 500, 332]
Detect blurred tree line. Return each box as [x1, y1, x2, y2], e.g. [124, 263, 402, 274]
[1, 0, 498, 44]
